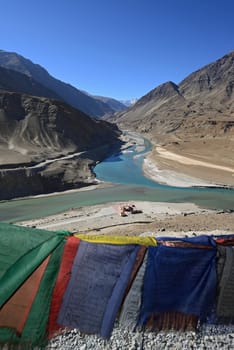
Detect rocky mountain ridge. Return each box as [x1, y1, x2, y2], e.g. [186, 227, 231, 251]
[0, 65, 61, 100]
[0, 50, 122, 117]
[114, 51, 234, 137]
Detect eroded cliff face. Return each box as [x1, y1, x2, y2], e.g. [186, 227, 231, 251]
[0, 158, 94, 200]
[0, 91, 121, 199]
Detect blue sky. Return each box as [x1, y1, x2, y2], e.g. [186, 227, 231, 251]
[0, 0, 233, 100]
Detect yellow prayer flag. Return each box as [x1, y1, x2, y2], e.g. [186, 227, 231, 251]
[74, 234, 157, 246]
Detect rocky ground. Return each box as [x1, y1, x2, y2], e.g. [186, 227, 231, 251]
[18, 200, 234, 237]
[46, 323, 234, 350]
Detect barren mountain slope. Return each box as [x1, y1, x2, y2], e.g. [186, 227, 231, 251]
[0, 91, 120, 164]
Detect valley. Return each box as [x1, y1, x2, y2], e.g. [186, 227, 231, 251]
[0, 50, 233, 208]
[110, 51, 234, 189]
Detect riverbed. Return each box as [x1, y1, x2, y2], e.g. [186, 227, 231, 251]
[1, 181, 233, 223]
[0, 131, 234, 223]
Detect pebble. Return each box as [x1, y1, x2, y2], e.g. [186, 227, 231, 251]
[46, 322, 234, 350]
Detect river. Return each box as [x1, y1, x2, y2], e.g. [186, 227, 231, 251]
[0, 134, 233, 222]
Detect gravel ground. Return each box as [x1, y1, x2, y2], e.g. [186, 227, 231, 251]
[46, 322, 234, 350]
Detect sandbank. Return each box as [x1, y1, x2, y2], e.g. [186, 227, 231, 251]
[143, 158, 215, 188]
[143, 146, 234, 188]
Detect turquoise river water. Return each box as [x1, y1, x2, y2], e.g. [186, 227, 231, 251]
[0, 138, 233, 222]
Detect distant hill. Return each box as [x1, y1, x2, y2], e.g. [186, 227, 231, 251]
[0, 50, 117, 117]
[93, 95, 127, 112]
[120, 98, 138, 107]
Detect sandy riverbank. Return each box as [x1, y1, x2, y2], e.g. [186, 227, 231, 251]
[121, 130, 234, 188]
[143, 147, 234, 188]
[143, 158, 215, 188]
[143, 140, 234, 188]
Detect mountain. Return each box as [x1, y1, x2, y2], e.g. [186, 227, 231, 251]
[120, 98, 138, 107]
[0, 65, 60, 99]
[115, 51, 234, 134]
[81, 90, 127, 113]
[0, 90, 121, 199]
[0, 50, 116, 117]
[112, 51, 234, 186]
[0, 91, 120, 162]
[93, 95, 127, 112]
